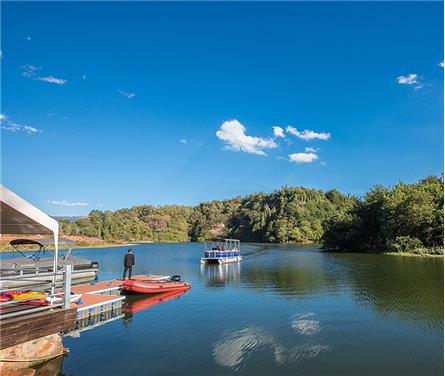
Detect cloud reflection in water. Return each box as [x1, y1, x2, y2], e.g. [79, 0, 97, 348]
[291, 312, 321, 336]
[213, 322, 331, 370]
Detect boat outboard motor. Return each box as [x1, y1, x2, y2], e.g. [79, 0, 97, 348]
[170, 275, 181, 282]
[91, 261, 99, 269]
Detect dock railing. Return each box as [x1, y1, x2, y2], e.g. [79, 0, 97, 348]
[0, 265, 73, 320]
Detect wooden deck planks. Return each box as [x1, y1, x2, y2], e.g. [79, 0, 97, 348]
[71, 275, 168, 295]
[0, 308, 76, 350]
[71, 279, 122, 295]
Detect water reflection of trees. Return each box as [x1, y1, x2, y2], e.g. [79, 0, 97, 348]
[242, 252, 443, 328]
[241, 263, 339, 298]
[342, 255, 443, 329]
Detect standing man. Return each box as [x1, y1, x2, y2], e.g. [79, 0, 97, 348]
[123, 249, 135, 280]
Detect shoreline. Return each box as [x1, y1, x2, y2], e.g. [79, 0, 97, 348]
[2, 237, 442, 257]
[382, 251, 444, 258]
[0, 234, 136, 253]
[0, 243, 137, 253]
[322, 248, 443, 258]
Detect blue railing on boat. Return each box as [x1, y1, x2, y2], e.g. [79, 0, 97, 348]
[204, 251, 240, 258]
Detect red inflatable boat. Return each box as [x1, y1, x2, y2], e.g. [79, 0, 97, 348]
[123, 277, 191, 294]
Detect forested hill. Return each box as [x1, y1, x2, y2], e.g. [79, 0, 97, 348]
[60, 186, 355, 243]
[60, 175, 444, 252]
[322, 175, 443, 254]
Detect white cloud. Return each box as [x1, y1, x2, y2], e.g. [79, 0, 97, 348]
[22, 65, 66, 85]
[216, 119, 277, 156]
[439, 61, 444, 68]
[2, 122, 41, 134]
[25, 36, 32, 41]
[397, 73, 418, 85]
[273, 126, 285, 138]
[304, 147, 317, 153]
[46, 200, 88, 207]
[319, 161, 327, 167]
[179, 139, 187, 144]
[118, 90, 136, 99]
[289, 152, 318, 164]
[286, 126, 330, 141]
[22, 64, 42, 78]
[36, 76, 67, 85]
[81, 74, 87, 80]
[1, 114, 41, 134]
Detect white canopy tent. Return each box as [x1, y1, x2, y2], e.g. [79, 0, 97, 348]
[0, 184, 59, 296]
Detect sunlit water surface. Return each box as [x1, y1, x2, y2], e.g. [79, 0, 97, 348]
[11, 243, 443, 375]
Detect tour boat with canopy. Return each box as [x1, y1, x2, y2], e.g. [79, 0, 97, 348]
[200, 239, 242, 264]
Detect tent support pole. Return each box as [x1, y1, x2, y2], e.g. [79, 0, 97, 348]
[50, 229, 59, 304]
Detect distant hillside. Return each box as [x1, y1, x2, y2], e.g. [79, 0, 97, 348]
[60, 186, 355, 243]
[59, 175, 444, 253]
[53, 216, 82, 222]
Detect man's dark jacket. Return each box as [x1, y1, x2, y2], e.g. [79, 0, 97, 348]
[124, 253, 135, 267]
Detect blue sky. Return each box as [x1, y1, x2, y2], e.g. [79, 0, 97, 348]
[1, 2, 443, 216]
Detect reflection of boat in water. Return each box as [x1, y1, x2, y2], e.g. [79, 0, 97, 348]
[0, 239, 99, 289]
[124, 289, 188, 315]
[201, 262, 240, 287]
[201, 239, 242, 265]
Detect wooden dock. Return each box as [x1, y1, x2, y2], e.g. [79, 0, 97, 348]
[1, 275, 170, 350]
[71, 275, 168, 296]
[71, 279, 123, 296]
[69, 275, 168, 320]
[0, 308, 77, 350]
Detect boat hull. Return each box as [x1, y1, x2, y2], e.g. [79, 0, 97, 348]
[0, 269, 97, 289]
[0, 254, 98, 288]
[200, 256, 242, 265]
[123, 279, 191, 294]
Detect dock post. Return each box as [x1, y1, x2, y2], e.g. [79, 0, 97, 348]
[63, 264, 72, 309]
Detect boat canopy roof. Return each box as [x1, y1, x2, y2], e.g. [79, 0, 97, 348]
[206, 238, 240, 243]
[10, 238, 46, 247]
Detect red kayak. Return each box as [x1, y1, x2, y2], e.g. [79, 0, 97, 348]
[123, 278, 191, 294]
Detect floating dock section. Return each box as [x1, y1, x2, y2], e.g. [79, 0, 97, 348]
[71, 279, 123, 296]
[66, 275, 168, 331]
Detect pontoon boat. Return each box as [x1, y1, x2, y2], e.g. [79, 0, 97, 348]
[200, 239, 242, 264]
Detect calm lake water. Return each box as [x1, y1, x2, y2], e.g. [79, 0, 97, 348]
[23, 243, 445, 375]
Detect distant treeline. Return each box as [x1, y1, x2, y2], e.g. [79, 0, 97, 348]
[60, 175, 443, 253]
[322, 175, 443, 254]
